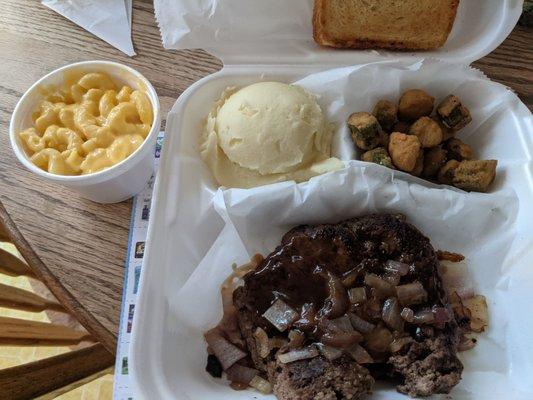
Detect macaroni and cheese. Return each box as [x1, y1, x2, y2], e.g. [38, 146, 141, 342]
[18, 72, 153, 175]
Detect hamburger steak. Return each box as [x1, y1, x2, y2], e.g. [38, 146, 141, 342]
[207, 214, 464, 399]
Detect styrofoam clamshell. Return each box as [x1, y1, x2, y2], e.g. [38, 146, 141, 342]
[131, 2, 532, 399]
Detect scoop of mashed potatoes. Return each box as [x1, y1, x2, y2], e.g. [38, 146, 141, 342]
[201, 82, 343, 188]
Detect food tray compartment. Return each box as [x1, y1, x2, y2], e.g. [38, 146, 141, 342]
[130, 61, 533, 399]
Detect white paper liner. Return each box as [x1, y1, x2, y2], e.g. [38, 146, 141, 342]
[171, 164, 524, 399]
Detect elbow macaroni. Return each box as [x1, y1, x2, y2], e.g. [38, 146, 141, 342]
[18, 72, 153, 175]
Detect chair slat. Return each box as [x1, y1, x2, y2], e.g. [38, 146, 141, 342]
[0, 202, 116, 353]
[0, 317, 91, 346]
[0, 223, 9, 242]
[0, 343, 114, 400]
[0, 202, 113, 399]
[0, 247, 32, 277]
[0, 283, 64, 313]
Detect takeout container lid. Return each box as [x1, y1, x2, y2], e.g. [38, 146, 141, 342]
[9, 60, 161, 203]
[155, 0, 523, 67]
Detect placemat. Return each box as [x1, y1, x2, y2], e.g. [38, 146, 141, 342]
[113, 132, 164, 400]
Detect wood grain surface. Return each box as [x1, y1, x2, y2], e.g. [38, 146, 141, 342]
[0, 0, 531, 354]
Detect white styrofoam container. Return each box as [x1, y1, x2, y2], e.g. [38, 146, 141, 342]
[131, 2, 532, 399]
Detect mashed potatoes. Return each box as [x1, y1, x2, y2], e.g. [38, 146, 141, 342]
[201, 82, 343, 188]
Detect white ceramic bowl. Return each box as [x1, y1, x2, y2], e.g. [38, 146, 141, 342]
[9, 60, 161, 203]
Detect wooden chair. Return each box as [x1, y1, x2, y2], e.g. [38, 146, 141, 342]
[0, 201, 115, 400]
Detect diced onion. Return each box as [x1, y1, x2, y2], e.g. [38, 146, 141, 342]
[383, 271, 401, 286]
[277, 346, 319, 364]
[262, 299, 299, 332]
[218, 257, 261, 347]
[269, 337, 288, 350]
[455, 287, 476, 300]
[364, 326, 392, 353]
[366, 291, 382, 319]
[292, 302, 317, 332]
[384, 260, 410, 276]
[204, 329, 247, 370]
[458, 335, 477, 352]
[400, 307, 414, 323]
[219, 289, 243, 346]
[253, 327, 270, 358]
[439, 260, 474, 301]
[462, 295, 488, 333]
[288, 330, 305, 348]
[348, 287, 367, 304]
[316, 343, 344, 361]
[382, 298, 404, 331]
[396, 281, 428, 305]
[342, 267, 362, 287]
[390, 337, 413, 353]
[315, 268, 348, 319]
[249, 375, 272, 394]
[437, 250, 465, 262]
[348, 313, 375, 334]
[225, 364, 258, 384]
[364, 273, 395, 297]
[321, 331, 363, 348]
[347, 344, 374, 364]
[413, 309, 435, 324]
[330, 315, 354, 332]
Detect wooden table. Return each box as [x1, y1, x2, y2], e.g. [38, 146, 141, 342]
[0, 0, 531, 355]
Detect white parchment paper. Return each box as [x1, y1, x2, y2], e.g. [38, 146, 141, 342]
[42, 0, 135, 56]
[169, 164, 528, 400]
[172, 167, 523, 400]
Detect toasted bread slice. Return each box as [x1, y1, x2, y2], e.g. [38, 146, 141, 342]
[313, 0, 459, 50]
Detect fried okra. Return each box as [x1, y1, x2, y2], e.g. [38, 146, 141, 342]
[362, 147, 394, 168]
[423, 147, 447, 178]
[432, 116, 455, 141]
[444, 138, 474, 161]
[412, 152, 424, 177]
[348, 112, 383, 150]
[380, 131, 390, 148]
[452, 160, 497, 192]
[409, 117, 444, 148]
[437, 95, 472, 130]
[388, 132, 421, 172]
[391, 121, 411, 134]
[398, 89, 435, 121]
[437, 160, 460, 185]
[373, 100, 398, 131]
[349, 90, 496, 191]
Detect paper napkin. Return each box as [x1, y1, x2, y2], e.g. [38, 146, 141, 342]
[42, 0, 135, 56]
